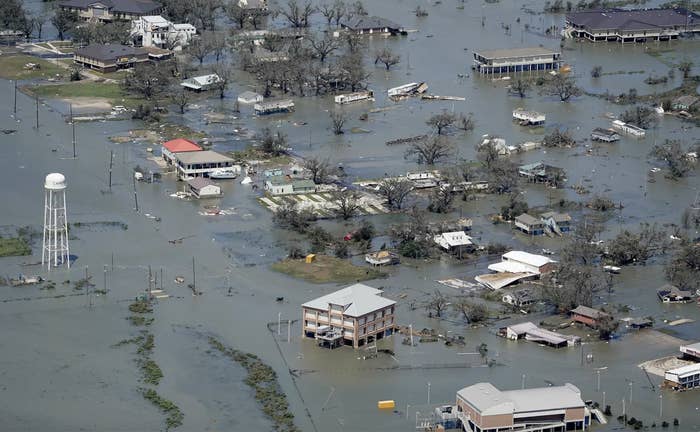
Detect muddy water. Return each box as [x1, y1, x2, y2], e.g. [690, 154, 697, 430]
[2, 0, 700, 431]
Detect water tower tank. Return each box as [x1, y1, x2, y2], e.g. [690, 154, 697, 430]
[45, 173, 66, 190]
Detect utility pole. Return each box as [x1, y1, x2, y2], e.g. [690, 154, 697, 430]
[35, 94, 39, 128]
[287, 319, 291, 343]
[278, 312, 281, 336]
[427, 382, 431, 405]
[103, 264, 107, 294]
[132, 174, 139, 212]
[659, 394, 663, 418]
[191, 257, 196, 294]
[70, 104, 76, 158]
[13, 80, 17, 116]
[108, 150, 114, 191]
[522, 374, 526, 389]
[597, 370, 601, 392]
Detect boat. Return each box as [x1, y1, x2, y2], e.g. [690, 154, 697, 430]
[210, 168, 238, 179]
[603, 265, 621, 274]
[10, 275, 44, 286]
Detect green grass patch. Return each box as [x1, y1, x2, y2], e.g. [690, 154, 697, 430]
[271, 254, 385, 284]
[0, 237, 31, 257]
[0, 54, 66, 80]
[209, 337, 300, 432]
[30, 81, 128, 100]
[141, 388, 184, 430]
[139, 359, 164, 385]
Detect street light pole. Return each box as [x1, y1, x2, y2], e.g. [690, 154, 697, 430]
[659, 394, 663, 418]
[427, 382, 431, 406]
[597, 370, 601, 392]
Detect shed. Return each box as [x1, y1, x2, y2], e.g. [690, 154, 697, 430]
[187, 177, 221, 198]
[305, 254, 316, 263]
[237, 91, 263, 104]
[570, 305, 610, 329]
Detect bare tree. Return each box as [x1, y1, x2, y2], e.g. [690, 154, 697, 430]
[428, 185, 454, 213]
[33, 11, 49, 39]
[456, 113, 475, 132]
[650, 139, 693, 178]
[319, 2, 336, 24]
[304, 156, 333, 184]
[349, 0, 367, 16]
[666, 242, 700, 291]
[453, 299, 488, 323]
[310, 33, 339, 62]
[590, 65, 602, 78]
[332, 0, 347, 25]
[374, 48, 400, 71]
[542, 74, 581, 102]
[509, 78, 531, 98]
[329, 110, 346, 135]
[543, 128, 575, 148]
[339, 52, 370, 91]
[51, 8, 78, 41]
[426, 290, 449, 318]
[189, 0, 222, 30]
[343, 31, 364, 53]
[122, 62, 173, 100]
[405, 136, 454, 165]
[212, 62, 232, 98]
[170, 87, 190, 114]
[678, 59, 694, 79]
[278, 0, 316, 28]
[225, 3, 248, 28]
[378, 177, 413, 209]
[258, 127, 288, 155]
[486, 159, 519, 194]
[209, 31, 228, 63]
[606, 222, 668, 265]
[331, 189, 361, 219]
[426, 111, 457, 135]
[188, 36, 213, 64]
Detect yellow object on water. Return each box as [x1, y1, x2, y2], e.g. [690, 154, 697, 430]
[377, 400, 395, 409]
[305, 254, 316, 263]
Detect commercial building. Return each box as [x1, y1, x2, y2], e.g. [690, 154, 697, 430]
[680, 342, 700, 361]
[340, 16, 404, 35]
[131, 15, 195, 49]
[73, 44, 149, 72]
[664, 363, 700, 391]
[173, 150, 236, 179]
[472, 47, 561, 75]
[187, 177, 221, 198]
[59, 0, 163, 21]
[570, 305, 611, 329]
[161, 138, 202, 166]
[456, 382, 590, 431]
[565, 8, 700, 43]
[302, 283, 397, 348]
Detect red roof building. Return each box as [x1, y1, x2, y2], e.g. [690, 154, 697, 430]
[161, 138, 202, 166]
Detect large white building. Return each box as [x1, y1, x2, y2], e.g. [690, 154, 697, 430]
[131, 15, 195, 49]
[456, 382, 590, 431]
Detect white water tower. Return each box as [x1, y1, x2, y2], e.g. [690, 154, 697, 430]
[42, 173, 70, 270]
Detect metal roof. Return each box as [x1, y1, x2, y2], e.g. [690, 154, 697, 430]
[566, 8, 699, 32]
[502, 251, 556, 268]
[302, 283, 396, 318]
[59, 0, 161, 14]
[515, 213, 542, 226]
[457, 383, 585, 416]
[74, 44, 148, 61]
[540, 211, 572, 223]
[571, 305, 610, 319]
[475, 47, 559, 59]
[187, 177, 216, 190]
[162, 138, 202, 153]
[174, 150, 234, 165]
[434, 231, 473, 248]
[665, 362, 700, 378]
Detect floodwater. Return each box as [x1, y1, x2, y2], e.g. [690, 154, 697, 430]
[1, 0, 700, 431]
